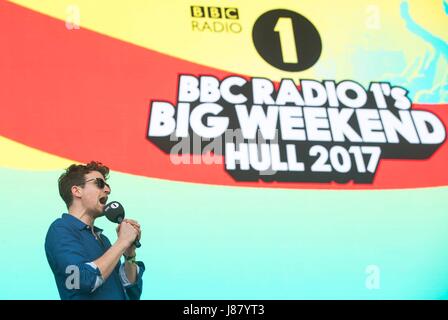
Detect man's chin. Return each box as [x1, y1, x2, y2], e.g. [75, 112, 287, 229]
[92, 206, 105, 218]
[96, 211, 105, 218]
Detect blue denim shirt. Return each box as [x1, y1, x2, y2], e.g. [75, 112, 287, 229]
[45, 214, 145, 300]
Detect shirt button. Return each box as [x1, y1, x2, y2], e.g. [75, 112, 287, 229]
[86, 226, 90, 230]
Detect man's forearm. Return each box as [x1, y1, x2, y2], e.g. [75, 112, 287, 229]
[124, 260, 137, 284]
[94, 240, 128, 280]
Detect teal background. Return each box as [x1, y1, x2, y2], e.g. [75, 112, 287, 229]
[1, 167, 447, 299]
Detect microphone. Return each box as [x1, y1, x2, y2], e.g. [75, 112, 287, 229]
[104, 201, 141, 248]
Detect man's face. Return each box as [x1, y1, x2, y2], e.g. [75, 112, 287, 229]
[78, 171, 111, 216]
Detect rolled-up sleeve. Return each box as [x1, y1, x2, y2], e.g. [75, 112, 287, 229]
[45, 224, 103, 294]
[119, 261, 145, 300]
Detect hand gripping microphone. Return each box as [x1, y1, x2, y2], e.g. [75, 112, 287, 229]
[104, 201, 141, 248]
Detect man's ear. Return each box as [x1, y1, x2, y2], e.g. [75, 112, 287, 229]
[71, 185, 82, 199]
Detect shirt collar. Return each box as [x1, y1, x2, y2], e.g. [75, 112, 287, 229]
[62, 213, 104, 233]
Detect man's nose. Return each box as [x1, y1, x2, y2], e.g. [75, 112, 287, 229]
[105, 185, 111, 194]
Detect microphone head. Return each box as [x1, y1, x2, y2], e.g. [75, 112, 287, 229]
[103, 201, 125, 223]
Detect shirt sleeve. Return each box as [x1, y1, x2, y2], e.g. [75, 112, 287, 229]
[119, 261, 146, 300]
[45, 223, 104, 294]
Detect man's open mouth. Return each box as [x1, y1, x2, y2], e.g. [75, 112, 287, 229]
[99, 197, 108, 205]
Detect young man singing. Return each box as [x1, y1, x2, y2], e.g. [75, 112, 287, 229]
[45, 161, 145, 300]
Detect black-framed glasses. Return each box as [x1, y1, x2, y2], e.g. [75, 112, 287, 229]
[84, 178, 110, 190]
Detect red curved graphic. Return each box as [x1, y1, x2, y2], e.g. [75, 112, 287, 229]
[1, 2, 447, 189]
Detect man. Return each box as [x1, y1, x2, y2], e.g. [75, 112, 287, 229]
[45, 161, 145, 300]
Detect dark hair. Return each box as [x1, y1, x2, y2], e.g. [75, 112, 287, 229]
[58, 161, 109, 209]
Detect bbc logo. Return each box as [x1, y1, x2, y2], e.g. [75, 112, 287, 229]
[191, 6, 239, 19]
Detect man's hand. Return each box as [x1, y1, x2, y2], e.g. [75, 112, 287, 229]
[116, 219, 141, 254]
[94, 219, 141, 283]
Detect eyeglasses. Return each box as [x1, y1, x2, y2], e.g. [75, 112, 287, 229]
[84, 178, 110, 190]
